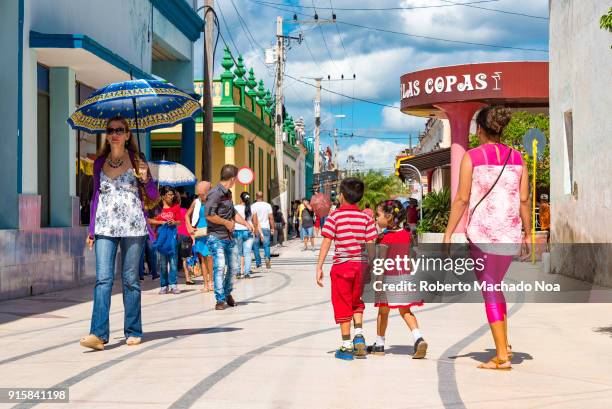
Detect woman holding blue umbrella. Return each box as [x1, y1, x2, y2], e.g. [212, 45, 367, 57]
[69, 79, 201, 350]
[80, 116, 159, 351]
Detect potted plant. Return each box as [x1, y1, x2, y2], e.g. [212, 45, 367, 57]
[416, 188, 451, 243]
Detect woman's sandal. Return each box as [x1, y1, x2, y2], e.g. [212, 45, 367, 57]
[80, 334, 105, 351]
[478, 357, 512, 370]
[507, 345, 513, 360]
[185, 280, 196, 285]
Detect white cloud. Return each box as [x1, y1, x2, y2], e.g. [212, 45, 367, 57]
[381, 106, 427, 133]
[337, 139, 407, 173]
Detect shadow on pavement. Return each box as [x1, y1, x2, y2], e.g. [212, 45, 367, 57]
[385, 344, 417, 356]
[448, 348, 534, 364]
[593, 325, 612, 337]
[83, 327, 243, 352]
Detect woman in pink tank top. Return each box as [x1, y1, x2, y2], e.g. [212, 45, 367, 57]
[444, 107, 531, 370]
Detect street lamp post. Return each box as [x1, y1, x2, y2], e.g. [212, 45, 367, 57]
[400, 163, 423, 221]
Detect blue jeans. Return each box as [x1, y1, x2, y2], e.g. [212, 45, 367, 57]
[253, 228, 271, 267]
[208, 235, 239, 303]
[91, 235, 145, 341]
[139, 238, 157, 279]
[234, 230, 254, 276]
[157, 251, 178, 288]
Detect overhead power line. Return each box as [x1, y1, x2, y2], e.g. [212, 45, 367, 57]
[337, 20, 548, 53]
[285, 74, 399, 109]
[250, 0, 502, 13]
[248, 0, 549, 53]
[216, 1, 240, 54]
[438, 0, 549, 20]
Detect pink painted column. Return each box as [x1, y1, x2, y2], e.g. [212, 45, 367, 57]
[434, 102, 486, 232]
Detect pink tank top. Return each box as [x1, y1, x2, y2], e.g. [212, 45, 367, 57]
[466, 143, 523, 249]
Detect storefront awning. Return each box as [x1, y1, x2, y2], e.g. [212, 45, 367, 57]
[396, 148, 450, 180]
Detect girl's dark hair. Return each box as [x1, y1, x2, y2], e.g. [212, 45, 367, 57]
[475, 106, 512, 142]
[160, 185, 174, 198]
[377, 199, 407, 230]
[240, 191, 252, 220]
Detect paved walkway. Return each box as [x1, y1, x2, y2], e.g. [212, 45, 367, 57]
[0, 237, 611, 409]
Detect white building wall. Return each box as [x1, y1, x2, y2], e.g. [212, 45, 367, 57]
[419, 118, 451, 153]
[30, 0, 153, 73]
[549, 0, 612, 284]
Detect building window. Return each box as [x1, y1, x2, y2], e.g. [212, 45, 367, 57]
[258, 147, 263, 193]
[266, 152, 271, 200]
[248, 141, 255, 196]
[291, 169, 296, 204]
[76, 81, 97, 225]
[37, 64, 50, 227]
[563, 110, 574, 196]
[151, 147, 181, 162]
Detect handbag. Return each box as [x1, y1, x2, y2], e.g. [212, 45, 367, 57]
[192, 212, 208, 238]
[193, 227, 207, 238]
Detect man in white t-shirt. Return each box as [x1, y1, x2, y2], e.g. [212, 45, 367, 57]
[251, 191, 275, 270]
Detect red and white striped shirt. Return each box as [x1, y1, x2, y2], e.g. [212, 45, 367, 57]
[322, 203, 378, 264]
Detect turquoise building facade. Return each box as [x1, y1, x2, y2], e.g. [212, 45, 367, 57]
[0, 0, 202, 300]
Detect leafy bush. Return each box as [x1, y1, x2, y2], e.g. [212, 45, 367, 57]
[469, 111, 550, 192]
[416, 188, 450, 233]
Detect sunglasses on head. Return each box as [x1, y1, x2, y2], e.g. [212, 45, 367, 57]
[106, 127, 127, 135]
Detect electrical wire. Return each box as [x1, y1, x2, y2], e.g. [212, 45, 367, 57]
[285, 74, 398, 109]
[336, 20, 548, 53]
[438, 0, 548, 20]
[249, 0, 502, 12]
[312, 0, 341, 74]
[247, 0, 549, 53]
[229, 0, 266, 51]
[216, 1, 240, 54]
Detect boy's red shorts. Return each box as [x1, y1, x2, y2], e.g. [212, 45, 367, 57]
[330, 261, 366, 324]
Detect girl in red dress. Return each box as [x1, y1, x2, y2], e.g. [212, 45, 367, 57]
[368, 199, 428, 359]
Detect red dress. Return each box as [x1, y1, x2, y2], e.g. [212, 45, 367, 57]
[374, 228, 424, 309]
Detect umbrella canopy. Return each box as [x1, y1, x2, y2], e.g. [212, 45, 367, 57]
[67, 79, 201, 133]
[148, 160, 197, 187]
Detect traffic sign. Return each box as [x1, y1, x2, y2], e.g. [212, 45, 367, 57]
[237, 167, 254, 185]
[523, 128, 547, 158]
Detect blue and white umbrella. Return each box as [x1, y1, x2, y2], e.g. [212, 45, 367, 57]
[148, 160, 196, 187]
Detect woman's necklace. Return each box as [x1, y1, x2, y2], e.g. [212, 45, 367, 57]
[106, 154, 124, 169]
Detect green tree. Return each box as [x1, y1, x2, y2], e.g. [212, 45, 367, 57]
[358, 170, 408, 208]
[601, 7, 612, 48]
[469, 111, 550, 191]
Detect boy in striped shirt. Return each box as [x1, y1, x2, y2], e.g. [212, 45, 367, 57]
[316, 177, 377, 360]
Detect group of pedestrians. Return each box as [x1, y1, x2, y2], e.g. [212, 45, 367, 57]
[82, 108, 529, 373]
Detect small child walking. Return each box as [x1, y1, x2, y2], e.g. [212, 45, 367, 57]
[368, 199, 428, 359]
[316, 178, 378, 360]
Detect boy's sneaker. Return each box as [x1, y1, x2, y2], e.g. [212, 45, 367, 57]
[352, 334, 367, 359]
[334, 346, 354, 361]
[158, 287, 168, 295]
[412, 337, 428, 359]
[170, 286, 181, 295]
[236, 273, 243, 279]
[265, 258, 271, 269]
[366, 344, 385, 356]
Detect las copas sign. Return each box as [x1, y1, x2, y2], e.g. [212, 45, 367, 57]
[399, 62, 549, 111]
[401, 71, 502, 100]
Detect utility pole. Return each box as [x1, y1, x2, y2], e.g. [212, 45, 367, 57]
[274, 16, 287, 224]
[201, 0, 214, 181]
[313, 78, 322, 175]
[333, 127, 338, 170]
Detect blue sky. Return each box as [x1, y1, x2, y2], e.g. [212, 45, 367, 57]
[194, 0, 549, 172]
